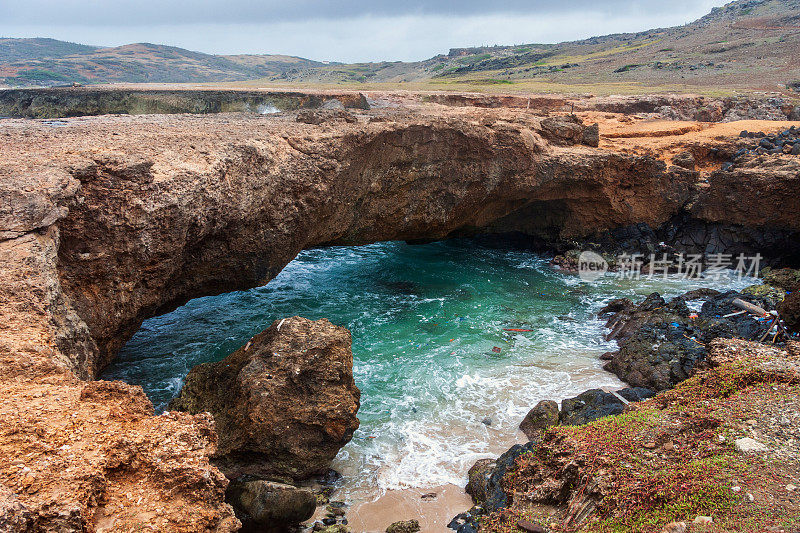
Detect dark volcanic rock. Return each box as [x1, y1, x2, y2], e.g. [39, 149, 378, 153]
[779, 292, 800, 334]
[616, 387, 656, 402]
[603, 290, 780, 390]
[170, 316, 361, 481]
[598, 298, 634, 318]
[465, 458, 496, 504]
[699, 290, 778, 340]
[466, 442, 536, 512]
[386, 519, 421, 533]
[226, 479, 316, 530]
[519, 400, 560, 439]
[605, 311, 710, 390]
[678, 288, 721, 301]
[604, 293, 667, 342]
[559, 389, 625, 426]
[456, 522, 478, 533]
[447, 511, 480, 532]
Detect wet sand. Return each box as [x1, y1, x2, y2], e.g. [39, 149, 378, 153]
[347, 484, 474, 533]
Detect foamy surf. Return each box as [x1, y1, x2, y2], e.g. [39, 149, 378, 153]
[101, 240, 759, 509]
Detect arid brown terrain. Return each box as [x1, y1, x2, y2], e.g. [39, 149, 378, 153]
[1, 90, 799, 531]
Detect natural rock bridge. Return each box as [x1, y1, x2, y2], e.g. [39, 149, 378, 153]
[0, 101, 798, 531]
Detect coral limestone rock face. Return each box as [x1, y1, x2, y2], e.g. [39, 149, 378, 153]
[170, 316, 361, 481]
[0, 379, 239, 533]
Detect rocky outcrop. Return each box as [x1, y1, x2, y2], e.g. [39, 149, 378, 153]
[693, 154, 800, 243]
[602, 289, 784, 390]
[425, 93, 799, 122]
[226, 479, 316, 531]
[0, 379, 239, 532]
[0, 107, 796, 382]
[0, 87, 370, 119]
[170, 317, 360, 481]
[518, 388, 656, 442]
[0, 109, 707, 380]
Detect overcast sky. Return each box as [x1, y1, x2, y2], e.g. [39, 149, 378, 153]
[1, 0, 731, 62]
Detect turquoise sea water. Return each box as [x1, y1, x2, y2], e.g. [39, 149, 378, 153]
[101, 239, 754, 501]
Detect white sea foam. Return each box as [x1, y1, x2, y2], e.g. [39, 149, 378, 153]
[332, 264, 759, 505]
[106, 241, 762, 506]
[256, 104, 279, 115]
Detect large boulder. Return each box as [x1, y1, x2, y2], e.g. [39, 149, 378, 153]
[465, 458, 496, 503]
[559, 389, 625, 426]
[519, 400, 559, 439]
[226, 479, 316, 530]
[170, 317, 361, 481]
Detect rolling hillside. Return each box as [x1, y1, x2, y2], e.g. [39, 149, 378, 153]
[0, 37, 100, 63]
[2, 0, 799, 95]
[0, 41, 322, 87]
[268, 0, 800, 95]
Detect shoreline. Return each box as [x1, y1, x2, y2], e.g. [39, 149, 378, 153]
[346, 485, 474, 533]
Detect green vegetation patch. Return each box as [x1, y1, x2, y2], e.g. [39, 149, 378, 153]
[480, 359, 800, 532]
[15, 69, 72, 82]
[457, 53, 492, 65]
[614, 64, 642, 73]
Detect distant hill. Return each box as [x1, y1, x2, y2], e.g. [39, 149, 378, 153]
[0, 41, 322, 87]
[274, 0, 800, 95]
[0, 37, 100, 63]
[2, 0, 799, 94]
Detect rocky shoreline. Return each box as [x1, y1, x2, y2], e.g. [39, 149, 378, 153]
[452, 271, 800, 533]
[1, 91, 800, 531]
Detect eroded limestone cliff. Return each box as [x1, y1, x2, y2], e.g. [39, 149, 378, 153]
[1, 97, 799, 531]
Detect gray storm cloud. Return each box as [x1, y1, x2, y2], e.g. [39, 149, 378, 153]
[0, 1, 731, 62]
[1, 0, 729, 25]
